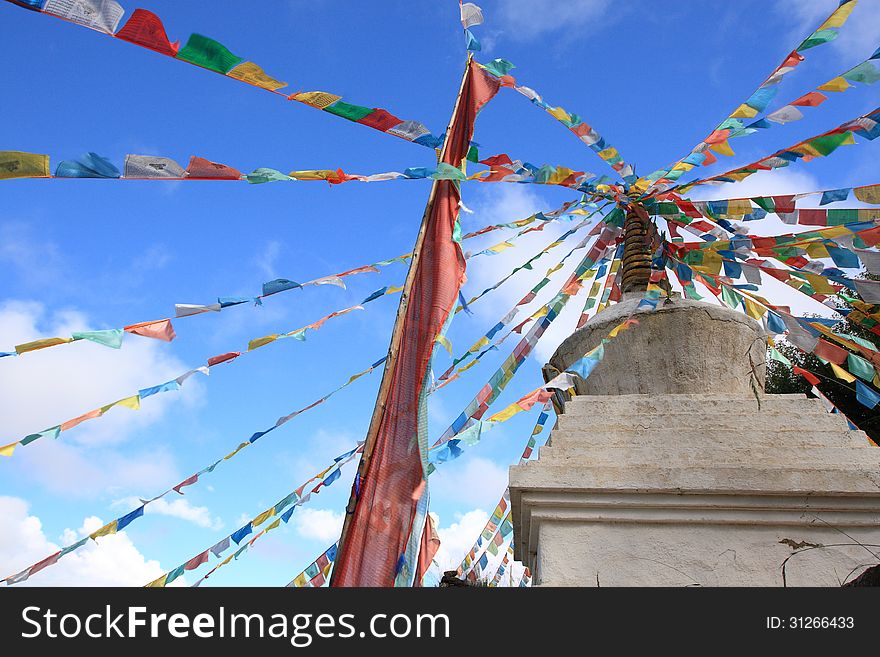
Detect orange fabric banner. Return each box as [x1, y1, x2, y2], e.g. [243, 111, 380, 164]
[331, 60, 499, 586]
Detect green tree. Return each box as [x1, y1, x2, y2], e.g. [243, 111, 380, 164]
[765, 275, 880, 444]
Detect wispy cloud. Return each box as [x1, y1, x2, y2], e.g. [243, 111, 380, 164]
[494, 0, 615, 41]
[114, 496, 224, 531]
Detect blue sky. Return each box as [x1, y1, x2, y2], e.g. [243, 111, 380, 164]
[1, 0, 879, 586]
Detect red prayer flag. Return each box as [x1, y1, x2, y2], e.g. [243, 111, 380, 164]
[793, 366, 820, 386]
[813, 339, 848, 365]
[184, 551, 209, 571]
[207, 352, 241, 367]
[357, 109, 403, 133]
[115, 9, 179, 56]
[173, 474, 199, 494]
[332, 60, 499, 587]
[791, 91, 827, 107]
[124, 318, 176, 342]
[185, 156, 242, 180]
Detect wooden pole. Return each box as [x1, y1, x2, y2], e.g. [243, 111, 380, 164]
[331, 55, 474, 584]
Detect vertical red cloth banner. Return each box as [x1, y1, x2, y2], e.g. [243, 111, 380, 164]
[331, 59, 499, 586]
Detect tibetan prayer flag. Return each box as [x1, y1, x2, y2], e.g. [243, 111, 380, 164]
[830, 362, 856, 382]
[138, 380, 180, 398]
[116, 505, 144, 531]
[115, 8, 179, 56]
[123, 154, 185, 178]
[333, 59, 499, 587]
[44, 0, 124, 34]
[15, 337, 73, 354]
[185, 156, 242, 179]
[814, 338, 848, 364]
[207, 352, 241, 367]
[847, 353, 875, 381]
[227, 61, 287, 91]
[794, 366, 820, 385]
[231, 523, 253, 544]
[357, 109, 403, 132]
[176, 34, 243, 74]
[72, 328, 124, 349]
[124, 318, 175, 341]
[856, 379, 880, 408]
[184, 551, 209, 571]
[325, 101, 373, 122]
[854, 184, 880, 204]
[55, 152, 120, 178]
[0, 151, 49, 179]
[291, 91, 342, 109]
[820, 188, 850, 205]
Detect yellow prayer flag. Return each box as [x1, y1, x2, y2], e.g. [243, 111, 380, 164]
[818, 1, 855, 30]
[731, 103, 759, 118]
[435, 334, 453, 355]
[547, 106, 571, 123]
[546, 263, 564, 275]
[801, 273, 836, 295]
[457, 359, 480, 374]
[145, 574, 168, 588]
[253, 508, 275, 527]
[289, 170, 336, 181]
[709, 140, 735, 157]
[293, 573, 308, 587]
[607, 322, 631, 338]
[90, 520, 118, 540]
[0, 151, 50, 180]
[265, 518, 282, 532]
[743, 298, 767, 320]
[224, 442, 249, 460]
[805, 242, 829, 259]
[227, 61, 287, 91]
[15, 337, 73, 354]
[830, 362, 856, 383]
[726, 199, 753, 216]
[0, 441, 18, 457]
[530, 307, 549, 320]
[469, 336, 490, 353]
[598, 147, 619, 161]
[248, 334, 279, 351]
[489, 241, 514, 253]
[292, 91, 342, 109]
[101, 395, 141, 414]
[854, 185, 880, 205]
[386, 286, 403, 294]
[818, 76, 851, 93]
[489, 403, 522, 423]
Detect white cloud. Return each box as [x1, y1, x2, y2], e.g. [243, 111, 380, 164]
[0, 301, 199, 496]
[495, 0, 614, 41]
[0, 496, 175, 587]
[114, 496, 224, 531]
[291, 507, 344, 542]
[430, 456, 508, 509]
[430, 508, 489, 572]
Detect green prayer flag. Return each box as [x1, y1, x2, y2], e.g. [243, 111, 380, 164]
[246, 168, 292, 184]
[71, 329, 124, 349]
[324, 101, 373, 122]
[721, 285, 742, 310]
[847, 353, 876, 381]
[797, 28, 838, 52]
[808, 131, 853, 157]
[176, 34, 243, 74]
